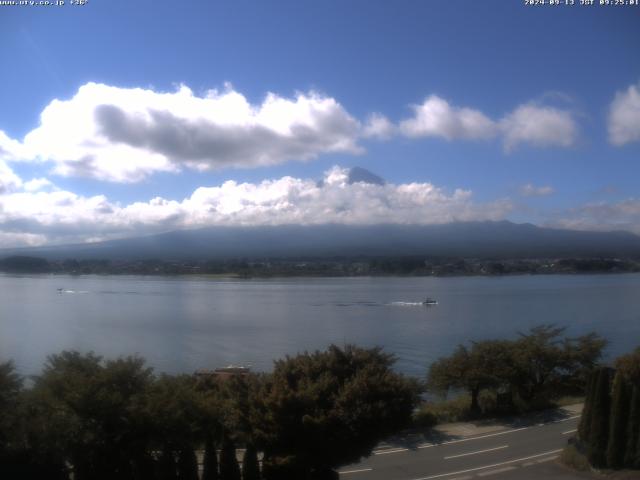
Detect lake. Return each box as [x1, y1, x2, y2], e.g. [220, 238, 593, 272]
[1, 273, 639, 378]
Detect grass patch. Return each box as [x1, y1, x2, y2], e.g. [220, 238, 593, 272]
[414, 394, 473, 425]
[560, 444, 591, 472]
[553, 395, 585, 407]
[413, 393, 585, 429]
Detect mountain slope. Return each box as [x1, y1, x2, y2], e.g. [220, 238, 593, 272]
[3, 221, 640, 261]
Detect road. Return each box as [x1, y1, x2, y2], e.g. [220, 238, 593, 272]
[338, 413, 582, 480]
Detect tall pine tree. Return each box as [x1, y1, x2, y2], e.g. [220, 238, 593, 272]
[579, 370, 598, 444]
[606, 373, 631, 468]
[242, 444, 260, 480]
[587, 367, 612, 468]
[177, 448, 199, 480]
[625, 386, 640, 468]
[219, 435, 241, 480]
[202, 437, 219, 480]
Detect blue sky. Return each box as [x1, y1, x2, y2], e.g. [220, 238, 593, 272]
[0, 0, 639, 246]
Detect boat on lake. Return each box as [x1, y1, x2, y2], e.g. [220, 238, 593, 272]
[423, 298, 437, 305]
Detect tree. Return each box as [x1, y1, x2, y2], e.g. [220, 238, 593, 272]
[0, 361, 21, 449]
[143, 374, 209, 479]
[257, 345, 421, 479]
[606, 372, 631, 468]
[219, 434, 241, 480]
[31, 351, 154, 480]
[578, 370, 598, 443]
[427, 342, 509, 416]
[242, 444, 260, 480]
[562, 332, 607, 393]
[202, 437, 219, 480]
[615, 347, 640, 385]
[428, 326, 606, 415]
[624, 386, 640, 468]
[587, 367, 612, 468]
[177, 448, 199, 480]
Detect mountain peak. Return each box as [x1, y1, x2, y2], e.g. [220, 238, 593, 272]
[347, 167, 385, 186]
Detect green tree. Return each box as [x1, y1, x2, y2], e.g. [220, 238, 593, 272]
[177, 448, 199, 480]
[606, 372, 631, 468]
[509, 326, 605, 407]
[258, 345, 421, 479]
[615, 347, 640, 385]
[0, 361, 21, 449]
[624, 386, 640, 468]
[202, 437, 219, 480]
[587, 367, 612, 468]
[220, 434, 241, 480]
[578, 370, 598, 443]
[562, 332, 607, 393]
[31, 351, 154, 480]
[242, 444, 260, 480]
[143, 374, 208, 479]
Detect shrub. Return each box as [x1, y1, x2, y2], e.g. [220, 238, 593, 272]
[561, 444, 591, 472]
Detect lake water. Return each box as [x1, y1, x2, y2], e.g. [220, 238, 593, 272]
[1, 273, 639, 378]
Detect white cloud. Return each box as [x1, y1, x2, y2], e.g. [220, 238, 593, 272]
[0, 232, 47, 248]
[363, 113, 395, 139]
[0, 84, 585, 185]
[399, 95, 497, 140]
[5, 83, 363, 182]
[520, 183, 555, 197]
[0, 166, 512, 247]
[0, 161, 22, 194]
[553, 199, 640, 235]
[500, 103, 578, 151]
[23, 177, 54, 192]
[608, 81, 640, 146]
[0, 131, 27, 161]
[396, 95, 578, 151]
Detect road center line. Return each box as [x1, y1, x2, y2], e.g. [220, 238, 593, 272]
[338, 468, 373, 475]
[562, 429, 577, 435]
[409, 449, 563, 480]
[444, 445, 509, 460]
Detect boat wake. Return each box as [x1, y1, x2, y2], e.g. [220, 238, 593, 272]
[388, 301, 425, 307]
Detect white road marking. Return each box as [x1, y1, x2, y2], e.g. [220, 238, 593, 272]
[409, 449, 563, 480]
[444, 445, 509, 460]
[338, 468, 373, 475]
[555, 415, 581, 423]
[369, 414, 581, 457]
[417, 428, 528, 449]
[374, 448, 409, 455]
[562, 429, 577, 435]
[535, 455, 559, 463]
[477, 466, 517, 477]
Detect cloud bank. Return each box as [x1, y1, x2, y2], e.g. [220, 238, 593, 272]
[554, 199, 640, 235]
[395, 96, 578, 150]
[0, 83, 587, 186]
[4, 83, 362, 182]
[608, 81, 640, 146]
[0, 166, 512, 247]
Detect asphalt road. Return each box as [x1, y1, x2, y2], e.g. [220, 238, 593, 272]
[338, 414, 582, 480]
